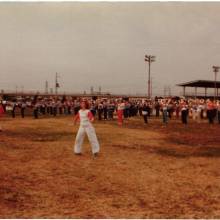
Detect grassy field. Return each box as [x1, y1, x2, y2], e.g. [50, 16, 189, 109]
[0, 116, 220, 218]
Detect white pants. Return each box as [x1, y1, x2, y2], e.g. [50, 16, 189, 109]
[192, 110, 197, 120]
[74, 124, 100, 154]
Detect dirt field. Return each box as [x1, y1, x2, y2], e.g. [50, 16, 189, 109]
[0, 116, 220, 218]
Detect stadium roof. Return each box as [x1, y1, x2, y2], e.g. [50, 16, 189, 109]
[177, 80, 220, 88]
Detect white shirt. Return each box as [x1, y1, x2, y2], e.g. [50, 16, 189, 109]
[79, 109, 91, 127]
[117, 103, 125, 111]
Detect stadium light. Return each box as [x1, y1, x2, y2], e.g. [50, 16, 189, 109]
[145, 55, 156, 98]
[55, 72, 61, 95]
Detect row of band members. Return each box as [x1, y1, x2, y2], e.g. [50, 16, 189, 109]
[1, 98, 220, 124]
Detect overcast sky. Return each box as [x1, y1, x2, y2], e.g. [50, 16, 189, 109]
[0, 2, 220, 96]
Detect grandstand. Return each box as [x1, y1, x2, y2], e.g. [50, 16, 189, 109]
[177, 80, 220, 98]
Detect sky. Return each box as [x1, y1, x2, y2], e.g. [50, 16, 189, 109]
[0, 2, 220, 96]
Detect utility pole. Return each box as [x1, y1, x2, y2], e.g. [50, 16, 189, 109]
[212, 66, 220, 100]
[145, 55, 156, 98]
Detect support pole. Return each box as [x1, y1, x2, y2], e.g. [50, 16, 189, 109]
[214, 71, 217, 100]
[148, 61, 151, 98]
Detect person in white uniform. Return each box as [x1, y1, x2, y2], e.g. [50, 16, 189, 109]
[73, 100, 100, 156]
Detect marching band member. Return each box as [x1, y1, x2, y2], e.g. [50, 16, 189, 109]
[11, 101, 16, 118]
[0, 101, 5, 131]
[97, 101, 103, 121]
[180, 100, 189, 124]
[103, 101, 108, 120]
[206, 99, 216, 124]
[142, 101, 149, 124]
[117, 99, 125, 126]
[161, 100, 168, 125]
[197, 100, 204, 123]
[155, 100, 160, 117]
[20, 101, 27, 118]
[191, 101, 198, 121]
[108, 102, 115, 120]
[73, 100, 100, 157]
[217, 100, 220, 124]
[33, 102, 40, 119]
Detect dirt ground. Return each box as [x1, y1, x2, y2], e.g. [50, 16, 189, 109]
[0, 115, 220, 218]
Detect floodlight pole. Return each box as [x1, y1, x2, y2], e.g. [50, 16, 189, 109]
[145, 55, 156, 98]
[55, 72, 60, 95]
[148, 61, 151, 98]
